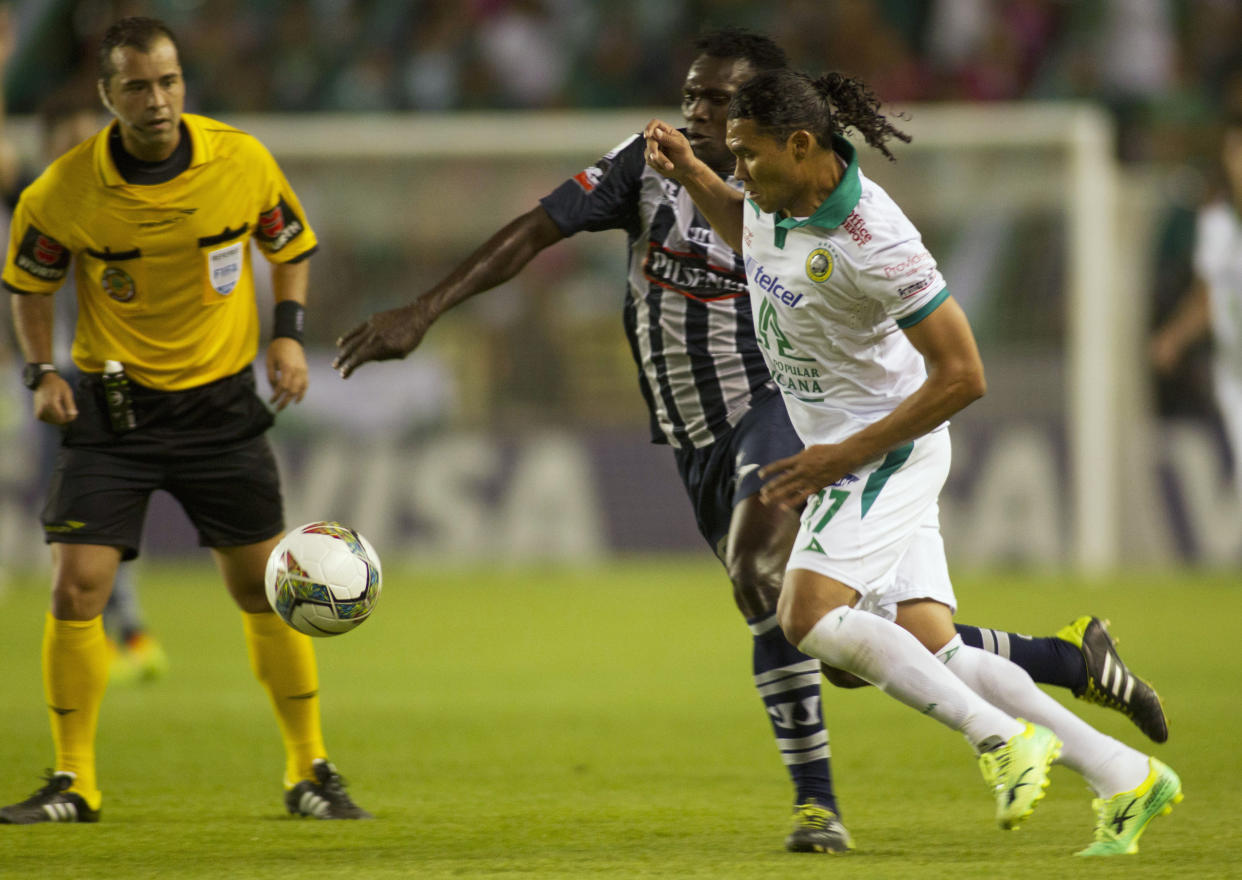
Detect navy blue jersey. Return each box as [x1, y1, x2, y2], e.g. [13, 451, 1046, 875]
[540, 133, 775, 449]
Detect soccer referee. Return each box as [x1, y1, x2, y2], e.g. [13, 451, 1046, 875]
[0, 17, 368, 823]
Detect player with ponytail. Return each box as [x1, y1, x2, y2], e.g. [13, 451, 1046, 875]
[729, 69, 911, 161]
[642, 66, 1181, 855]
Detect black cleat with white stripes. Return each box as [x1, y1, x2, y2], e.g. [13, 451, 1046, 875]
[285, 759, 372, 819]
[1058, 616, 1169, 744]
[0, 771, 100, 824]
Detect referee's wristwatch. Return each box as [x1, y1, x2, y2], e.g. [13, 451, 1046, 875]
[22, 362, 58, 390]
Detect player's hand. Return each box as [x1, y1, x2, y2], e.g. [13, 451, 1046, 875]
[32, 372, 78, 425]
[333, 300, 433, 378]
[759, 444, 850, 510]
[266, 336, 309, 411]
[643, 120, 698, 182]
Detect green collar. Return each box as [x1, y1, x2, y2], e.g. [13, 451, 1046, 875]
[759, 134, 861, 249]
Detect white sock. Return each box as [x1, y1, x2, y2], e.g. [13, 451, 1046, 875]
[936, 635, 1149, 796]
[798, 606, 1024, 749]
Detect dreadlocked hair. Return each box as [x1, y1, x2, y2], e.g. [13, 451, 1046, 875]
[729, 69, 911, 161]
[815, 72, 910, 160]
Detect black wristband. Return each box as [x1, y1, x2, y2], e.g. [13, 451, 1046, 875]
[273, 300, 305, 343]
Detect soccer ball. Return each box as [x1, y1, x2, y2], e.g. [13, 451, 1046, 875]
[264, 521, 383, 637]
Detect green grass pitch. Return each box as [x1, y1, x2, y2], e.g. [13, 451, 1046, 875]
[0, 558, 1236, 878]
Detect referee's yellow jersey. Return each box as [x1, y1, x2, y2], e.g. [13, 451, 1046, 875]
[2, 113, 318, 391]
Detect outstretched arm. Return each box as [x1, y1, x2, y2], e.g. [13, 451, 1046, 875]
[643, 119, 745, 253]
[333, 205, 564, 378]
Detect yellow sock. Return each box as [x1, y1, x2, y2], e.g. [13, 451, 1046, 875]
[241, 610, 326, 786]
[42, 613, 108, 809]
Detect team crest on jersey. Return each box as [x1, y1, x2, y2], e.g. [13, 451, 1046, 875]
[805, 248, 833, 283]
[208, 242, 244, 294]
[101, 266, 136, 302]
[255, 197, 305, 253]
[15, 225, 70, 281]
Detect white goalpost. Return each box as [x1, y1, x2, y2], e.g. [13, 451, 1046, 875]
[890, 104, 1125, 573]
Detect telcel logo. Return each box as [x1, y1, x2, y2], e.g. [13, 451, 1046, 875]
[745, 256, 803, 307]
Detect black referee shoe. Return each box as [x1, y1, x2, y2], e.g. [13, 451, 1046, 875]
[285, 759, 372, 819]
[0, 771, 100, 824]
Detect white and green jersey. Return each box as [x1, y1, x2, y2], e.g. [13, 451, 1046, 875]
[740, 135, 949, 445]
[1192, 198, 1242, 501]
[1193, 199, 1242, 380]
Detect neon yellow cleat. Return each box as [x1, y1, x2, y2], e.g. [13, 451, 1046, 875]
[978, 721, 1061, 830]
[1076, 758, 1182, 856]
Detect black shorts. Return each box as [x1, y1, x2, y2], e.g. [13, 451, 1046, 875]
[673, 389, 804, 560]
[42, 366, 284, 560]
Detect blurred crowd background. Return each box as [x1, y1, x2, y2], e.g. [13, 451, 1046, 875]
[6, 0, 1241, 373]
[6, 0, 1242, 159]
[5, 1, 1240, 407]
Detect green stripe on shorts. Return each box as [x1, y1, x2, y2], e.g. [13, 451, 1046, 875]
[860, 442, 915, 518]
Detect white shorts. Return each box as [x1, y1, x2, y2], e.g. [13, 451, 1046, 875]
[785, 427, 957, 621]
